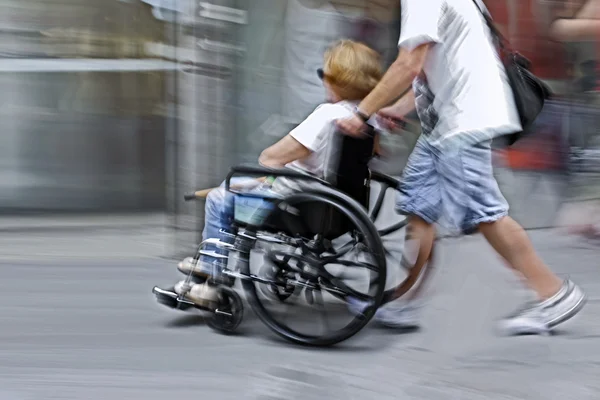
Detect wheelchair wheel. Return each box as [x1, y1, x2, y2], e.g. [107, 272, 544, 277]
[207, 286, 244, 334]
[241, 191, 386, 347]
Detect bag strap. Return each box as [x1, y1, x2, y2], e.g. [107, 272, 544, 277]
[470, 0, 511, 52]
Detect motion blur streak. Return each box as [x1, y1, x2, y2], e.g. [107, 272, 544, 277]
[1, 0, 600, 399]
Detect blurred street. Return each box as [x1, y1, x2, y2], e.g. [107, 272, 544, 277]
[0, 217, 599, 400]
[2, 0, 600, 398]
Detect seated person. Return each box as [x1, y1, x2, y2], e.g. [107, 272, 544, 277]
[174, 39, 384, 306]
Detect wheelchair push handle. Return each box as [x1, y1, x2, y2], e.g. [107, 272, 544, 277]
[183, 193, 197, 201]
[183, 188, 215, 201]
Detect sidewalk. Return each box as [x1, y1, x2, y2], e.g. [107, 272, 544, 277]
[1, 227, 598, 400]
[0, 213, 167, 232]
[0, 213, 179, 261]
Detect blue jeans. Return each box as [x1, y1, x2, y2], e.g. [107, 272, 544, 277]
[397, 136, 509, 234]
[198, 177, 268, 274]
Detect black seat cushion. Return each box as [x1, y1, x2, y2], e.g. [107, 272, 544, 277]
[269, 128, 375, 239]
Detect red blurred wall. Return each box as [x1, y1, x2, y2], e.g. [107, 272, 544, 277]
[484, 0, 569, 79]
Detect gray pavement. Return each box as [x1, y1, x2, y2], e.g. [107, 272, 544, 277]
[0, 229, 599, 399]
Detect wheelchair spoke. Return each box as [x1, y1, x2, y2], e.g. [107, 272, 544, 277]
[318, 272, 373, 302]
[267, 251, 312, 275]
[313, 288, 331, 335]
[320, 239, 356, 261]
[237, 190, 387, 346]
[329, 259, 380, 272]
[377, 219, 408, 237]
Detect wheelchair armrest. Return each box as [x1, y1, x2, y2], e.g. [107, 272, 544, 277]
[370, 171, 400, 189]
[226, 164, 330, 191]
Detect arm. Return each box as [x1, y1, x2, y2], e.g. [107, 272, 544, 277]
[259, 103, 339, 168]
[550, 0, 600, 41]
[376, 88, 417, 134]
[381, 88, 416, 120]
[550, 19, 600, 41]
[357, 45, 429, 118]
[337, 46, 429, 137]
[337, 0, 440, 136]
[358, 0, 440, 117]
[576, 0, 600, 18]
[258, 135, 311, 168]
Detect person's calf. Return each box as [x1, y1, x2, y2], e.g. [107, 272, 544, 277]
[387, 215, 435, 301]
[479, 216, 562, 300]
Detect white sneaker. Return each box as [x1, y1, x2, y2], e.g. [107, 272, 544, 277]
[174, 280, 218, 307]
[496, 302, 549, 335]
[346, 297, 375, 316]
[498, 279, 587, 336]
[375, 304, 421, 329]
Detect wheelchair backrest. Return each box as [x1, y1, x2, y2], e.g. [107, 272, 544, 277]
[262, 127, 375, 240]
[304, 126, 374, 239]
[323, 126, 375, 208]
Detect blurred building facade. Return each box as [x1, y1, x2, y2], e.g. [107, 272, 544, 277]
[0, 0, 404, 230]
[1, 0, 599, 237]
[0, 0, 171, 212]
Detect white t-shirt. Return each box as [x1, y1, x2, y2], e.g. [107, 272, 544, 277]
[286, 101, 356, 178]
[285, 100, 383, 177]
[399, 0, 521, 150]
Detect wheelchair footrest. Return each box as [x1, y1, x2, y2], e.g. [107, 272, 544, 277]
[152, 286, 195, 311]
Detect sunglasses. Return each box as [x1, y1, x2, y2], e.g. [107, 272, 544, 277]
[317, 68, 326, 80]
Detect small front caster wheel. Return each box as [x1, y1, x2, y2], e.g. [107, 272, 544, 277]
[207, 287, 244, 334]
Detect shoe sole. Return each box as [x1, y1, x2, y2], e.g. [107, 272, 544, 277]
[374, 309, 421, 330]
[377, 321, 420, 330]
[496, 321, 550, 336]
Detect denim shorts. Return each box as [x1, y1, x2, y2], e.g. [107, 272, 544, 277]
[396, 136, 509, 234]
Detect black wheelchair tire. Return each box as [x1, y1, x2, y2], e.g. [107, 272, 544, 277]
[207, 286, 244, 334]
[241, 190, 387, 347]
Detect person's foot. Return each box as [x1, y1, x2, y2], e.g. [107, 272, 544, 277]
[375, 303, 421, 329]
[177, 257, 219, 280]
[174, 280, 218, 308]
[347, 297, 421, 329]
[497, 279, 587, 336]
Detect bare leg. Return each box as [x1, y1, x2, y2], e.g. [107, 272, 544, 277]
[403, 243, 436, 302]
[479, 216, 562, 300]
[389, 215, 436, 301]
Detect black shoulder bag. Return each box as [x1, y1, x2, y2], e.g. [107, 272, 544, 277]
[472, 0, 552, 145]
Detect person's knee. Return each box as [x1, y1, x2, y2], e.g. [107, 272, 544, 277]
[478, 215, 512, 234]
[205, 187, 226, 214]
[479, 216, 531, 255]
[408, 215, 435, 231]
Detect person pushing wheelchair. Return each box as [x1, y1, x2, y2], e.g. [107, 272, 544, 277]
[337, 0, 587, 335]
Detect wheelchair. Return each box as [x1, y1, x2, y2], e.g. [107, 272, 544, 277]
[153, 128, 418, 347]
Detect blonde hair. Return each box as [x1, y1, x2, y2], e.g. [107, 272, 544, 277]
[322, 40, 383, 101]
